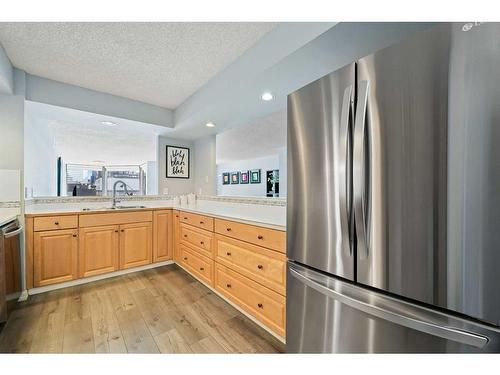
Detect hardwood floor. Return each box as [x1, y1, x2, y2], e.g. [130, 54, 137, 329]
[0, 264, 284, 353]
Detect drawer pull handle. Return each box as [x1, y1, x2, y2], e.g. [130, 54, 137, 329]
[183, 257, 188, 260]
[72, 234, 77, 237]
[257, 264, 263, 269]
[226, 252, 231, 256]
[114, 230, 119, 233]
[199, 267, 204, 271]
[226, 228, 231, 232]
[258, 303, 263, 308]
[200, 241, 204, 245]
[54, 221, 59, 225]
[226, 283, 231, 288]
[184, 217, 188, 220]
[257, 235, 263, 240]
[184, 234, 187, 238]
[121, 229, 124, 232]
[200, 221, 204, 224]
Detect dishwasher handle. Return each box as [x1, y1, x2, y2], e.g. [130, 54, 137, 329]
[4, 227, 22, 238]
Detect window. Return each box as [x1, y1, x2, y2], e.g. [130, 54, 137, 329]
[65, 164, 104, 196]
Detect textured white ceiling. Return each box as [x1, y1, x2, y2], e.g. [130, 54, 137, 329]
[216, 110, 286, 164]
[0, 22, 276, 109]
[26, 101, 169, 165]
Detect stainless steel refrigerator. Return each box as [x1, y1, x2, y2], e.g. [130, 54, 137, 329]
[286, 22, 500, 353]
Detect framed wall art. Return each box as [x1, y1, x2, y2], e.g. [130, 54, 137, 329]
[231, 172, 240, 184]
[240, 170, 249, 184]
[166, 145, 190, 178]
[250, 169, 261, 184]
[222, 172, 230, 185]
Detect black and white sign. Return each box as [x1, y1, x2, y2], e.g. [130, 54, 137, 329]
[166, 145, 190, 178]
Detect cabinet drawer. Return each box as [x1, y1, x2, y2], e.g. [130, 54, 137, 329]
[180, 244, 214, 286]
[34, 215, 78, 231]
[180, 224, 213, 258]
[179, 211, 214, 232]
[215, 234, 286, 295]
[79, 211, 152, 227]
[214, 263, 285, 337]
[215, 219, 285, 253]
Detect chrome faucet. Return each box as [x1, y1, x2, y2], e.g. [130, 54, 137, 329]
[112, 180, 131, 208]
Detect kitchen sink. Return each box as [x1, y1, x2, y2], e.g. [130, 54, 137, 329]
[81, 205, 147, 211]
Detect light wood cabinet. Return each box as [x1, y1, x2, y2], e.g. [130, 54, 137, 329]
[119, 222, 152, 269]
[173, 210, 181, 262]
[180, 223, 214, 259]
[179, 211, 214, 232]
[215, 234, 286, 295]
[79, 225, 119, 278]
[34, 215, 78, 231]
[153, 210, 172, 262]
[214, 263, 286, 337]
[180, 244, 214, 286]
[215, 218, 286, 253]
[34, 229, 78, 287]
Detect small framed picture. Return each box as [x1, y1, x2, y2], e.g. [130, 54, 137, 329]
[166, 145, 190, 179]
[250, 169, 261, 184]
[231, 172, 240, 184]
[240, 170, 249, 184]
[222, 172, 230, 185]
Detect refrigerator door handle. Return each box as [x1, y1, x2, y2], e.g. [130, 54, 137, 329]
[339, 84, 353, 256]
[353, 80, 370, 259]
[289, 266, 489, 349]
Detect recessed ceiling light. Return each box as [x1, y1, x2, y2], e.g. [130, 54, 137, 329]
[261, 92, 274, 101]
[92, 160, 105, 164]
[206, 122, 215, 128]
[101, 120, 117, 126]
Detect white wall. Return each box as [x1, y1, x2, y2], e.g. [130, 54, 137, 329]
[0, 94, 24, 172]
[157, 136, 194, 195]
[24, 114, 57, 197]
[217, 154, 279, 197]
[194, 135, 216, 196]
[0, 45, 14, 94]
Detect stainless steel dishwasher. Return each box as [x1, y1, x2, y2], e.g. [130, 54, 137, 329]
[0, 219, 22, 323]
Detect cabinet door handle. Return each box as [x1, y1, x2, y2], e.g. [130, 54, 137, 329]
[183, 257, 188, 260]
[226, 252, 231, 256]
[183, 234, 187, 238]
[257, 235, 263, 240]
[200, 241, 204, 245]
[72, 234, 77, 237]
[54, 221, 59, 225]
[184, 217, 188, 220]
[257, 264, 263, 269]
[199, 267, 204, 271]
[258, 303, 263, 308]
[121, 229, 124, 232]
[226, 283, 231, 288]
[226, 228, 231, 232]
[200, 221, 204, 224]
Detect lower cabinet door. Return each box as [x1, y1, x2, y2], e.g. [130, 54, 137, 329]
[153, 210, 172, 262]
[214, 263, 286, 337]
[79, 225, 119, 278]
[119, 222, 152, 269]
[34, 229, 78, 287]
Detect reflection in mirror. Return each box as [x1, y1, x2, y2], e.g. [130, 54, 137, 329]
[216, 110, 286, 198]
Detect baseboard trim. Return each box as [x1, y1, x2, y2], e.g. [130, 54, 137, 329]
[175, 262, 286, 344]
[27, 260, 174, 295]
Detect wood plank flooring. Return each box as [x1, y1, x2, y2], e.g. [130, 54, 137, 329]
[0, 264, 284, 353]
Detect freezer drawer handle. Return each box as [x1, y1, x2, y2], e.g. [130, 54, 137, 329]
[289, 267, 489, 349]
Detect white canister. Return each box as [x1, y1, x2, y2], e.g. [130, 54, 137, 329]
[180, 195, 188, 205]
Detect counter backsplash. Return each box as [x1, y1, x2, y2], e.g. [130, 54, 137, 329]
[25, 195, 287, 207]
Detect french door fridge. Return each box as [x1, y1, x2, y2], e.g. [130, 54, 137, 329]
[286, 22, 500, 353]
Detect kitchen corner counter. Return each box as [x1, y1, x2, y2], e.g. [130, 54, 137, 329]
[0, 207, 21, 226]
[24, 198, 286, 230]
